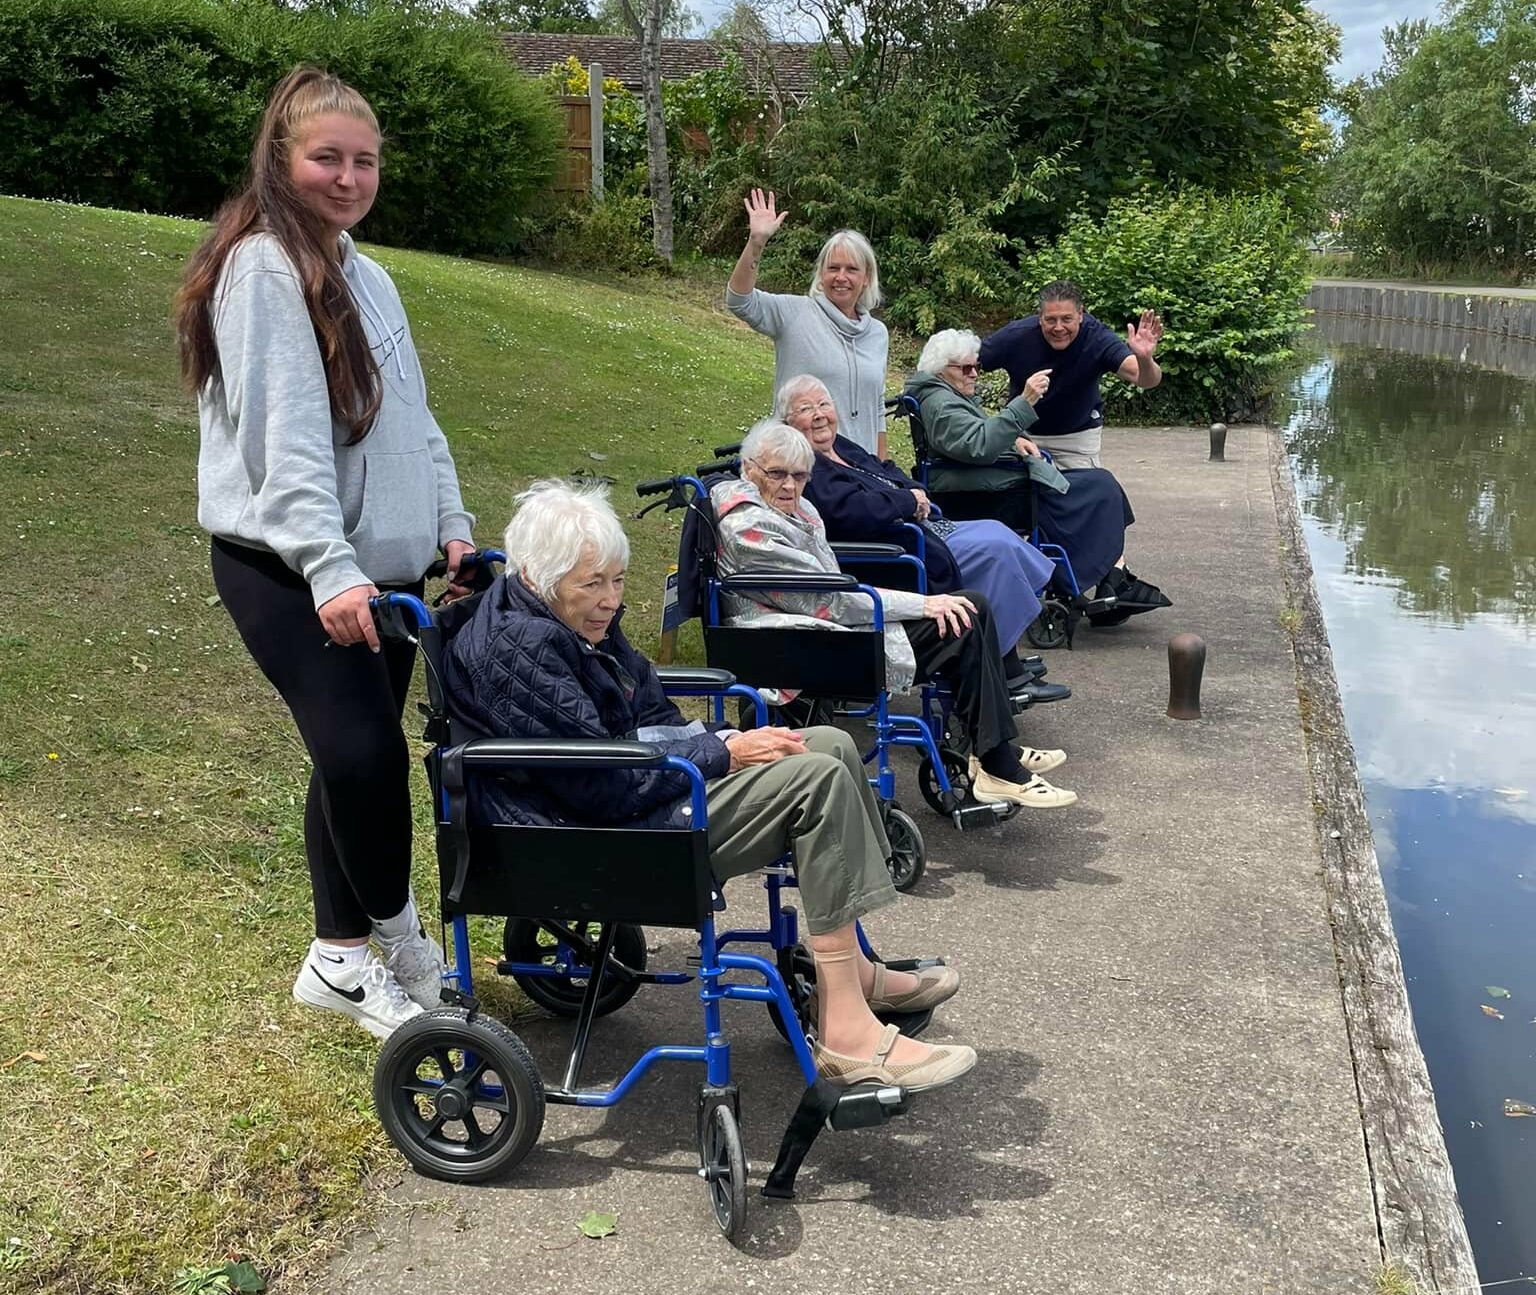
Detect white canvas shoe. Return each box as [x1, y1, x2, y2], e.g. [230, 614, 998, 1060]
[293, 944, 424, 1040]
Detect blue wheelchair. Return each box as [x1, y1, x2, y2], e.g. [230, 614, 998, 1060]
[887, 394, 1121, 649]
[365, 558, 940, 1242]
[637, 470, 1026, 892]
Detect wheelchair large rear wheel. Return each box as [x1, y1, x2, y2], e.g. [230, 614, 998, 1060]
[1025, 599, 1071, 650]
[374, 1008, 545, 1184]
[884, 804, 926, 891]
[699, 1100, 749, 1242]
[501, 919, 647, 1017]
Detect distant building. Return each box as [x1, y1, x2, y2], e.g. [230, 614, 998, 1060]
[497, 33, 827, 103]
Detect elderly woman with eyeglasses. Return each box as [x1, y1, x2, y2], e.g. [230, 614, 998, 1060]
[726, 189, 891, 459]
[713, 421, 1079, 807]
[441, 479, 978, 1092]
[775, 374, 1066, 704]
[903, 329, 1170, 620]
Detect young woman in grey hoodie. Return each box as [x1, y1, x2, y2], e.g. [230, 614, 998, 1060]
[175, 67, 474, 1041]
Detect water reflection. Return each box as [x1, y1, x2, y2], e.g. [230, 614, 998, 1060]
[1288, 347, 1536, 623]
[1312, 310, 1536, 378]
[1282, 341, 1536, 1281]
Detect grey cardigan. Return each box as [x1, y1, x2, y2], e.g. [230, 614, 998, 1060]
[725, 287, 889, 453]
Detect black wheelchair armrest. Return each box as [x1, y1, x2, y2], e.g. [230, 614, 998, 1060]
[830, 542, 906, 559]
[719, 573, 860, 593]
[654, 666, 737, 689]
[457, 738, 665, 770]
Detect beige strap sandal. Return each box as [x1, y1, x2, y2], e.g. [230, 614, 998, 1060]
[970, 769, 1078, 808]
[866, 961, 961, 1014]
[814, 1023, 978, 1092]
[968, 746, 1067, 780]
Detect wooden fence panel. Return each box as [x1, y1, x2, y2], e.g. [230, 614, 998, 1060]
[554, 95, 591, 194]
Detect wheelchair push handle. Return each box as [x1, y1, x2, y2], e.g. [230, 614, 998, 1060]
[636, 477, 675, 498]
[422, 547, 507, 581]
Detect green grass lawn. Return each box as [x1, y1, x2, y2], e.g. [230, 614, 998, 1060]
[0, 194, 785, 1294]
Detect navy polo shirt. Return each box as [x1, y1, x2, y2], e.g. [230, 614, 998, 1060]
[978, 312, 1132, 439]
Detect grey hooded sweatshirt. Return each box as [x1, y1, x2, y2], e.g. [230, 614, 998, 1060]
[197, 232, 474, 609]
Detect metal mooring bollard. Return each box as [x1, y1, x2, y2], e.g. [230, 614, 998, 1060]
[1209, 422, 1228, 461]
[1167, 633, 1207, 720]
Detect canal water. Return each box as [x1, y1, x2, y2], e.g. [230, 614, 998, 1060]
[1282, 315, 1536, 1283]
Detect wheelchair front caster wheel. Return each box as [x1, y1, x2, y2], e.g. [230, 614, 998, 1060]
[883, 804, 926, 891]
[1025, 599, 1071, 650]
[374, 1008, 545, 1184]
[699, 1100, 749, 1242]
[917, 746, 970, 818]
[501, 919, 647, 1017]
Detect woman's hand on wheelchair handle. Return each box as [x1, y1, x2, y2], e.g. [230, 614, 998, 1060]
[922, 593, 976, 638]
[440, 539, 478, 603]
[319, 583, 382, 652]
[722, 726, 807, 772]
[910, 488, 932, 520]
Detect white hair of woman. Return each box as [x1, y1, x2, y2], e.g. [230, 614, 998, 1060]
[740, 418, 815, 472]
[916, 328, 984, 376]
[502, 478, 630, 600]
[774, 373, 835, 422]
[807, 230, 882, 314]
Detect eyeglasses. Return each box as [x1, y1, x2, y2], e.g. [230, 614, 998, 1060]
[948, 362, 979, 376]
[788, 399, 835, 417]
[750, 461, 812, 485]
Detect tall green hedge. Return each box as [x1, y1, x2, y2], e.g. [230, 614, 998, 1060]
[0, 0, 559, 253]
[1024, 191, 1309, 423]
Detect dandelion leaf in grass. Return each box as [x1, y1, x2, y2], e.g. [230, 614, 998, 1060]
[578, 1210, 618, 1239]
[224, 1263, 266, 1293]
[1486, 985, 1512, 998]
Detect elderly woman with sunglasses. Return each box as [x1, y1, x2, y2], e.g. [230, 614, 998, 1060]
[441, 480, 979, 1092]
[903, 329, 1170, 619]
[712, 421, 1078, 808]
[776, 374, 1066, 704]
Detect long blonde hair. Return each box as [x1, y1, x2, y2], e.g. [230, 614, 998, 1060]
[174, 66, 384, 444]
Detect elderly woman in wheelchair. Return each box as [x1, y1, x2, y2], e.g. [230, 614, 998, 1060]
[440, 479, 975, 1092]
[903, 328, 1170, 624]
[714, 421, 1079, 807]
[776, 373, 1067, 706]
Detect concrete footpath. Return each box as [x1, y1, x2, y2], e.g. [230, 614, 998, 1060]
[322, 427, 1449, 1295]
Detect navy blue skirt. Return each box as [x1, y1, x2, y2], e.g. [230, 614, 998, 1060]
[1035, 468, 1134, 591]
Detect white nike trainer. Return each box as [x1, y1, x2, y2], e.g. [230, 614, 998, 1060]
[292, 943, 423, 1039]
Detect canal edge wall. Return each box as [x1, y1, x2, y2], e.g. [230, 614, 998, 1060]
[1308, 278, 1536, 339]
[1267, 432, 1479, 1293]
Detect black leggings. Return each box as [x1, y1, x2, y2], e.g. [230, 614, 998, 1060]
[903, 592, 1018, 757]
[210, 538, 421, 939]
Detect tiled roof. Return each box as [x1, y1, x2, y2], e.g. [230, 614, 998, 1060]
[497, 33, 826, 96]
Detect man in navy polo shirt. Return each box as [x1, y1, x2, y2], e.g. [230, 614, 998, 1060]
[979, 280, 1163, 469]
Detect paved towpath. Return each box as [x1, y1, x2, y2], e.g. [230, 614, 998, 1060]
[324, 427, 1389, 1295]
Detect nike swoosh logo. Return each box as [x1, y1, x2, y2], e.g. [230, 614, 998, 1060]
[311, 965, 366, 1003]
[319, 953, 346, 965]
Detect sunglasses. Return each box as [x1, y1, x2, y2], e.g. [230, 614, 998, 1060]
[949, 362, 979, 376]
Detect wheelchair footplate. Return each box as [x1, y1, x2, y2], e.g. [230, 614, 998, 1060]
[761, 1078, 914, 1200]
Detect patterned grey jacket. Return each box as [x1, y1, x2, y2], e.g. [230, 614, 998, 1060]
[710, 477, 923, 693]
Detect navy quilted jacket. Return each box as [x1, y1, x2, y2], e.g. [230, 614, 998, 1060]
[441, 574, 731, 828]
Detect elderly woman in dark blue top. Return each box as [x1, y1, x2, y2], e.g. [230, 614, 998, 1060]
[778, 375, 1058, 671]
[441, 479, 977, 1093]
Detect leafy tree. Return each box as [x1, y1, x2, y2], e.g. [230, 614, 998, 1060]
[594, 0, 698, 35]
[1329, 0, 1536, 276]
[471, 0, 601, 32]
